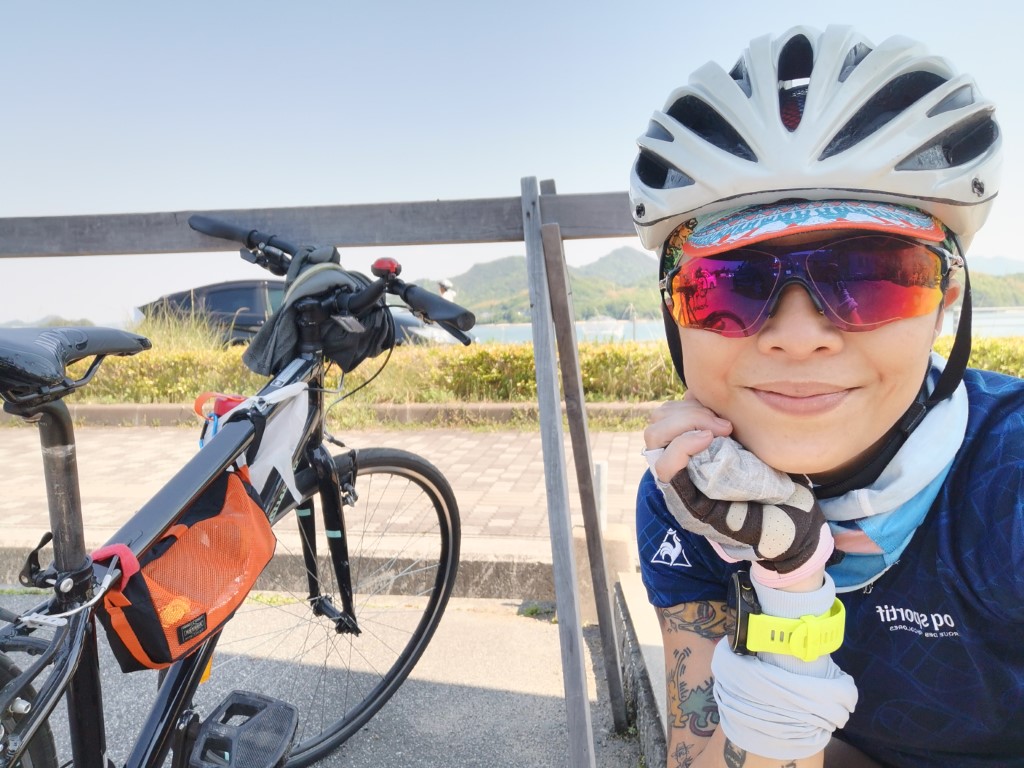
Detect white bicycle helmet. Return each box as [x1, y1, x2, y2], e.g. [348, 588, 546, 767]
[630, 25, 1001, 253]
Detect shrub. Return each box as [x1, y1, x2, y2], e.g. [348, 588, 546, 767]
[935, 336, 1024, 378]
[67, 335, 1024, 405]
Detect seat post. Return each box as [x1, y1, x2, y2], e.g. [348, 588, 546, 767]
[30, 399, 110, 768]
[33, 400, 88, 579]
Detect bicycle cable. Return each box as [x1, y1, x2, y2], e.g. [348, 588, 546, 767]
[18, 557, 120, 628]
[320, 338, 395, 406]
[316, 344, 395, 448]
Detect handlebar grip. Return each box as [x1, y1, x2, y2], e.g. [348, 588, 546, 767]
[188, 215, 256, 245]
[188, 215, 299, 255]
[400, 284, 476, 331]
[343, 279, 387, 316]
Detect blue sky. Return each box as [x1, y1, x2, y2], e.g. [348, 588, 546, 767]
[1, 1, 1020, 325]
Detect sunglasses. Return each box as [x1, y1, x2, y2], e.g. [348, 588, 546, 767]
[660, 234, 961, 338]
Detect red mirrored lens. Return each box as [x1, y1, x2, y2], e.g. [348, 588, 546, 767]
[805, 238, 944, 329]
[668, 256, 780, 336]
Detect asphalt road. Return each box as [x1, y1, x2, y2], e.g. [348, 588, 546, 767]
[2, 593, 640, 768]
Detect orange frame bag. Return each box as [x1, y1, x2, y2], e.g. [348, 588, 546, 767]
[94, 465, 276, 672]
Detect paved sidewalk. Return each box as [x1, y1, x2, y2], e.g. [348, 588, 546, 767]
[0, 425, 649, 602]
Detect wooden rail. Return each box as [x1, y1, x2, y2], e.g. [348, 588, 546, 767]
[0, 192, 633, 257]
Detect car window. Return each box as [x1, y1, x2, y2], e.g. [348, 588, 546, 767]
[268, 283, 285, 313]
[171, 292, 194, 311]
[199, 286, 261, 316]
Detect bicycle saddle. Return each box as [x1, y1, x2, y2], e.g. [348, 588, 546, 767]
[0, 326, 151, 389]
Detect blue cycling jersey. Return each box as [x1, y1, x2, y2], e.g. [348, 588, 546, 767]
[636, 367, 1024, 767]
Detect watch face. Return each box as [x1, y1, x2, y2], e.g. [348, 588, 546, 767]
[728, 570, 757, 655]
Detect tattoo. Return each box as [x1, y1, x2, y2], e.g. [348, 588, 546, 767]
[659, 601, 730, 640]
[723, 738, 747, 767]
[670, 741, 695, 768]
[661, 602, 732, 766]
[665, 645, 720, 737]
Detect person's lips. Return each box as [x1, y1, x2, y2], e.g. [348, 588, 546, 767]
[748, 382, 855, 415]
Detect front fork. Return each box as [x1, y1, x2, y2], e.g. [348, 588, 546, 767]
[296, 446, 360, 635]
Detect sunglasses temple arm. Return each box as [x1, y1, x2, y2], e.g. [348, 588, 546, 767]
[928, 236, 971, 408]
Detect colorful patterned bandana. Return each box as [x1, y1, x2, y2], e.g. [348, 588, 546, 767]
[821, 354, 968, 592]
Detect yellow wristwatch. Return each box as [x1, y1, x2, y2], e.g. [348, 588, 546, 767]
[728, 570, 845, 662]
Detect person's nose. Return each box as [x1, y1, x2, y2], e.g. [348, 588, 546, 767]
[756, 283, 843, 357]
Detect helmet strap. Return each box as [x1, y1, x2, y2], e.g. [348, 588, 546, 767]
[662, 299, 687, 385]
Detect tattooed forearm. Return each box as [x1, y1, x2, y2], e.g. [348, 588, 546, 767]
[659, 601, 734, 767]
[659, 600, 731, 640]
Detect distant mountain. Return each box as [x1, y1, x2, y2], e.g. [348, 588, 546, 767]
[970, 255, 1024, 276]
[0, 316, 95, 328]
[969, 272, 1024, 307]
[575, 247, 656, 287]
[439, 247, 661, 324]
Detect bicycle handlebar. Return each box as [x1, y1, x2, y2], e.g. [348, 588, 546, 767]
[189, 215, 299, 255]
[187, 214, 476, 337]
[398, 284, 475, 332]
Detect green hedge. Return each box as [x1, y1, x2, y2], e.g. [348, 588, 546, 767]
[71, 336, 1024, 405]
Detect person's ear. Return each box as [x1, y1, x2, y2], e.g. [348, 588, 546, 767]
[935, 281, 962, 337]
[942, 280, 962, 310]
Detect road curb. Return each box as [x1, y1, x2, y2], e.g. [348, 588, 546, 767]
[0, 402, 661, 428]
[615, 582, 668, 768]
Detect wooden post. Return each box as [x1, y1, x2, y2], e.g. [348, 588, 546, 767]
[540, 220, 628, 732]
[521, 176, 596, 767]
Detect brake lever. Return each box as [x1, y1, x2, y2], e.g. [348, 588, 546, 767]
[238, 246, 290, 276]
[437, 322, 473, 346]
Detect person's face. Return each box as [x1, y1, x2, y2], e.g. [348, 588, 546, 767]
[677, 232, 958, 482]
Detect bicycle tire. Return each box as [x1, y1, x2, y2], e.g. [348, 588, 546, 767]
[0, 652, 58, 768]
[190, 447, 460, 767]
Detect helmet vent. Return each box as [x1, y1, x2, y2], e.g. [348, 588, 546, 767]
[666, 95, 757, 161]
[777, 35, 813, 131]
[820, 71, 948, 160]
[779, 85, 808, 131]
[896, 113, 999, 171]
[778, 34, 814, 82]
[927, 83, 976, 117]
[729, 59, 753, 97]
[778, 35, 811, 132]
[635, 150, 695, 190]
[644, 120, 674, 143]
[838, 43, 873, 83]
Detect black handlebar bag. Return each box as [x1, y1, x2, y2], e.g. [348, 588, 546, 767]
[94, 466, 276, 672]
[242, 246, 394, 376]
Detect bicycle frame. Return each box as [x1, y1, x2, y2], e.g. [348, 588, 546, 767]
[0, 334, 351, 768]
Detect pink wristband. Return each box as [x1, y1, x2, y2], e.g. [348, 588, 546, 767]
[707, 538, 745, 563]
[751, 523, 835, 589]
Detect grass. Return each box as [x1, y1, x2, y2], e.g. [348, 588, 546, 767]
[45, 313, 1024, 432]
[132, 311, 225, 352]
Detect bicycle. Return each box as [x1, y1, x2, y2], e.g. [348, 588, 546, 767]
[0, 215, 475, 768]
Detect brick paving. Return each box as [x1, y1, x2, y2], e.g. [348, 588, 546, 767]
[0, 424, 649, 562]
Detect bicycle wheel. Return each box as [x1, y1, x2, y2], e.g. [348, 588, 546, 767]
[191, 447, 460, 767]
[0, 653, 58, 768]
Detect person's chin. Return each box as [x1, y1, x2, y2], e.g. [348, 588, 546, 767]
[731, 430, 852, 477]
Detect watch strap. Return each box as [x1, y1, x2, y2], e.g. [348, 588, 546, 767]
[746, 599, 846, 662]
